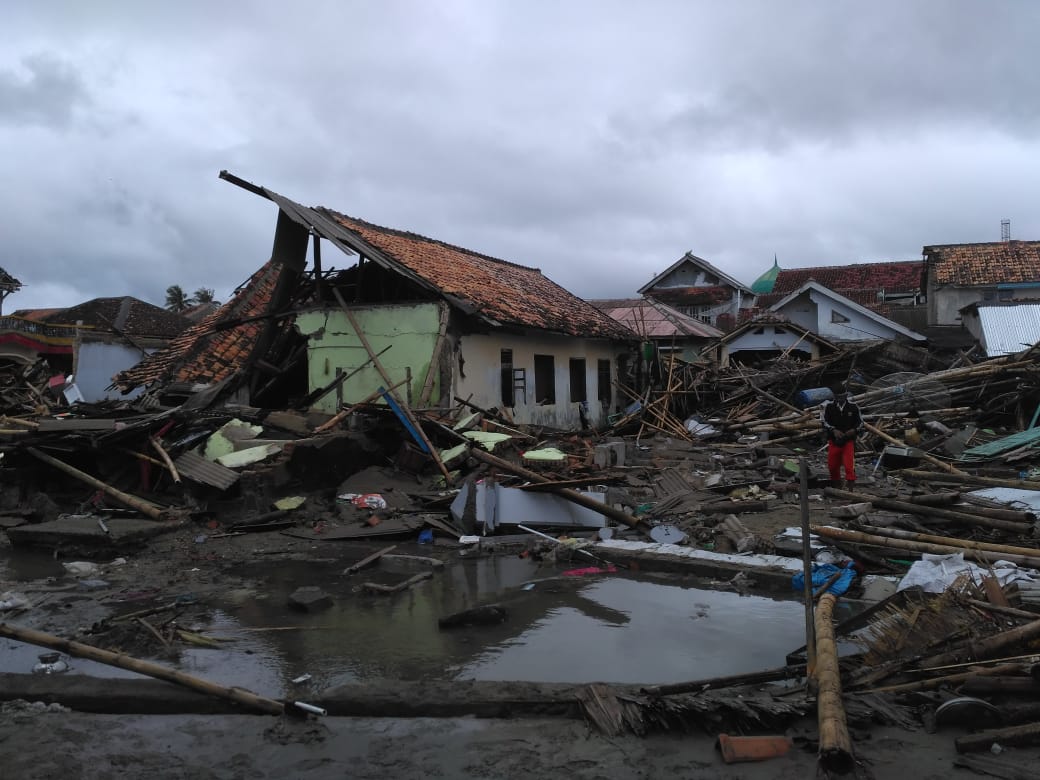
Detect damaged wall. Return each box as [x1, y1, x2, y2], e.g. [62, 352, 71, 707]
[455, 332, 626, 429]
[76, 340, 156, 401]
[297, 302, 443, 414]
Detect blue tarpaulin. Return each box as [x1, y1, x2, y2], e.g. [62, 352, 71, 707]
[791, 562, 856, 597]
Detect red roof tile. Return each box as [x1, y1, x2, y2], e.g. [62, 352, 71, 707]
[322, 210, 631, 340]
[115, 262, 284, 389]
[771, 261, 925, 296]
[646, 286, 734, 306]
[925, 241, 1040, 286]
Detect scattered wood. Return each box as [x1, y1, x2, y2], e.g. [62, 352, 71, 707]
[361, 571, 433, 594]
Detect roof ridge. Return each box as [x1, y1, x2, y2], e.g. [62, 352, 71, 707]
[319, 207, 543, 274]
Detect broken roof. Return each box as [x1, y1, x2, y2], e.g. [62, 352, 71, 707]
[319, 209, 632, 340]
[43, 296, 190, 339]
[717, 313, 838, 350]
[590, 298, 722, 339]
[925, 240, 1040, 286]
[115, 261, 284, 390]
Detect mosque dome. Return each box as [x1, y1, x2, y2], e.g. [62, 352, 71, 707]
[751, 256, 781, 294]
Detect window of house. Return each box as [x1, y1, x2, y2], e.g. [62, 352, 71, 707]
[569, 358, 587, 403]
[500, 349, 514, 407]
[831, 310, 850, 323]
[597, 359, 611, 406]
[534, 354, 556, 405]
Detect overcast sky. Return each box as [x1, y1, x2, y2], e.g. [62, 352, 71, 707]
[4, 1, 1040, 311]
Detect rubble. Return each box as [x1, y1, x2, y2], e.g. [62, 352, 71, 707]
[8, 295, 1040, 774]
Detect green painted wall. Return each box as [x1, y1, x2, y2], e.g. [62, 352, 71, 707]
[297, 303, 443, 414]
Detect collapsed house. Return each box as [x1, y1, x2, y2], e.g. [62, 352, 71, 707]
[115, 171, 636, 430]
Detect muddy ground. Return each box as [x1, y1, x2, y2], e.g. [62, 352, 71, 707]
[2, 465, 1037, 777]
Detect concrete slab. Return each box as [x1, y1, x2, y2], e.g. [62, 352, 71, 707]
[4, 515, 180, 548]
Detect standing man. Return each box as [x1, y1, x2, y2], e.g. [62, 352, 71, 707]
[822, 385, 863, 489]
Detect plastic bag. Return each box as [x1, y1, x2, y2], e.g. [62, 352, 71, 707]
[338, 493, 388, 510]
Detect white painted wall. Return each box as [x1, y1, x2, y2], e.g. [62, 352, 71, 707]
[76, 341, 154, 401]
[775, 289, 912, 341]
[456, 332, 629, 429]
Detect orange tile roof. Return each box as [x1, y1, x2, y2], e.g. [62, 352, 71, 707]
[925, 241, 1040, 286]
[115, 261, 284, 390]
[321, 209, 632, 340]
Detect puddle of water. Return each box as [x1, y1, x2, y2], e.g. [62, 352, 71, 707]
[1, 551, 812, 695]
[0, 547, 65, 582]
[454, 578, 807, 684]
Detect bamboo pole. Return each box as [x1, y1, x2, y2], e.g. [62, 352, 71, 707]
[468, 447, 652, 537]
[863, 421, 967, 475]
[641, 664, 806, 696]
[859, 662, 1026, 694]
[815, 592, 853, 774]
[899, 468, 1040, 492]
[918, 617, 1040, 669]
[856, 525, 1040, 560]
[799, 458, 817, 672]
[0, 622, 284, 715]
[811, 525, 1040, 569]
[27, 447, 169, 521]
[956, 722, 1040, 753]
[149, 438, 181, 483]
[313, 377, 410, 434]
[823, 487, 1032, 534]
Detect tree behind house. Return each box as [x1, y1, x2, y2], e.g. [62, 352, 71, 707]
[165, 285, 190, 312]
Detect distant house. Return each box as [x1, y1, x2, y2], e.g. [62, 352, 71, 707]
[959, 302, 1040, 357]
[924, 240, 1040, 326]
[754, 259, 927, 332]
[117, 172, 635, 429]
[5, 297, 190, 402]
[768, 281, 925, 344]
[590, 297, 721, 361]
[639, 252, 755, 329]
[709, 314, 837, 367]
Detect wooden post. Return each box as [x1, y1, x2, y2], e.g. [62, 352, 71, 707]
[918, 617, 1040, 669]
[0, 622, 284, 715]
[800, 457, 817, 673]
[28, 447, 169, 521]
[815, 592, 854, 774]
[332, 289, 451, 482]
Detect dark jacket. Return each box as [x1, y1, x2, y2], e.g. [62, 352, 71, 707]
[822, 398, 863, 444]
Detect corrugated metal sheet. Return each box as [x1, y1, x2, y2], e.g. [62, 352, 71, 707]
[978, 304, 1040, 356]
[174, 450, 240, 490]
[969, 487, 1040, 513]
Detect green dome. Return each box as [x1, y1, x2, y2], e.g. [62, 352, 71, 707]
[751, 256, 781, 294]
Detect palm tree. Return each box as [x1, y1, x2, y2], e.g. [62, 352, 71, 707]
[193, 287, 216, 304]
[165, 285, 190, 312]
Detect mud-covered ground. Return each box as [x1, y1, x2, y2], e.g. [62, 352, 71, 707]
[0, 702, 985, 780]
[3, 466, 1035, 778]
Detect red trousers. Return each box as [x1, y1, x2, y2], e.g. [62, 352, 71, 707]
[827, 440, 856, 482]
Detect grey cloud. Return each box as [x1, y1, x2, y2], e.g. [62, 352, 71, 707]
[0, 54, 89, 128]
